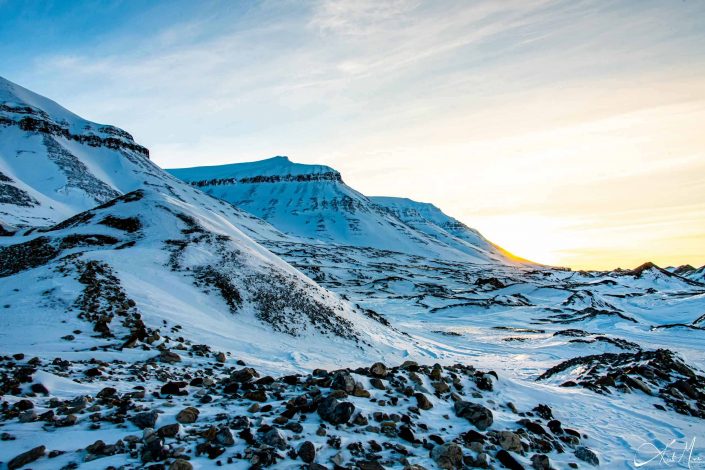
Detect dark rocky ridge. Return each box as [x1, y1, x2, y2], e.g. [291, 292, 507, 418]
[0, 102, 149, 158]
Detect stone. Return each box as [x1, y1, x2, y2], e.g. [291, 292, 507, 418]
[244, 389, 267, 402]
[370, 378, 386, 390]
[575, 446, 599, 466]
[454, 401, 493, 430]
[499, 431, 523, 452]
[215, 352, 227, 363]
[169, 459, 193, 470]
[159, 350, 181, 364]
[399, 425, 416, 443]
[231, 367, 258, 383]
[431, 443, 463, 469]
[432, 381, 450, 394]
[370, 362, 388, 378]
[30, 383, 49, 395]
[161, 381, 188, 396]
[263, 428, 287, 450]
[531, 454, 550, 470]
[299, 441, 316, 463]
[414, 392, 433, 410]
[332, 372, 355, 393]
[8, 445, 46, 470]
[317, 396, 355, 425]
[176, 407, 199, 424]
[215, 427, 235, 447]
[131, 410, 159, 429]
[496, 450, 524, 470]
[157, 423, 181, 438]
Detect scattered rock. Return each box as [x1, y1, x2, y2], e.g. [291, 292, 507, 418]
[496, 449, 524, 470]
[131, 410, 159, 429]
[499, 431, 523, 452]
[575, 446, 599, 466]
[414, 392, 433, 410]
[318, 395, 355, 424]
[176, 406, 199, 424]
[299, 440, 316, 463]
[454, 401, 493, 430]
[8, 445, 46, 470]
[431, 443, 463, 469]
[370, 362, 388, 378]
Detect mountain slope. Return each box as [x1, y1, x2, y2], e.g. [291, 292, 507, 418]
[168, 156, 522, 265]
[0, 76, 288, 245]
[0, 188, 411, 370]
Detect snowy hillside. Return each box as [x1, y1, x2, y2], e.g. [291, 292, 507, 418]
[168, 157, 520, 265]
[0, 188, 411, 369]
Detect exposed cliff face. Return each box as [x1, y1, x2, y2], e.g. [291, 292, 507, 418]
[0, 97, 149, 158]
[168, 157, 524, 265]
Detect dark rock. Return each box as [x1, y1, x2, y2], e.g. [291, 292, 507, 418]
[84, 367, 102, 377]
[169, 459, 193, 470]
[131, 410, 159, 429]
[332, 372, 355, 393]
[159, 350, 181, 364]
[531, 454, 550, 470]
[370, 378, 386, 390]
[176, 406, 199, 424]
[215, 427, 235, 447]
[496, 449, 524, 470]
[575, 446, 599, 466]
[244, 389, 267, 402]
[317, 396, 355, 425]
[8, 445, 45, 470]
[161, 381, 188, 396]
[14, 399, 33, 411]
[431, 443, 463, 469]
[231, 367, 258, 383]
[157, 423, 181, 438]
[263, 428, 288, 450]
[370, 362, 388, 378]
[299, 441, 316, 463]
[97, 387, 117, 399]
[30, 383, 49, 395]
[533, 404, 553, 420]
[399, 425, 416, 443]
[414, 392, 433, 410]
[454, 401, 493, 430]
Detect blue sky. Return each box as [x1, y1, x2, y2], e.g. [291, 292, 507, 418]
[2, 0, 705, 268]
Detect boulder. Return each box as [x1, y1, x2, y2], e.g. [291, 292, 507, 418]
[176, 406, 199, 424]
[317, 396, 355, 425]
[454, 401, 493, 430]
[8, 445, 45, 470]
[431, 443, 463, 469]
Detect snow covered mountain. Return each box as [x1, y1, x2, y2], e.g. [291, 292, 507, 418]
[168, 157, 521, 265]
[0, 76, 290, 244]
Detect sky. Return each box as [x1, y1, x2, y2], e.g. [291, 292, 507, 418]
[1, 0, 704, 269]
